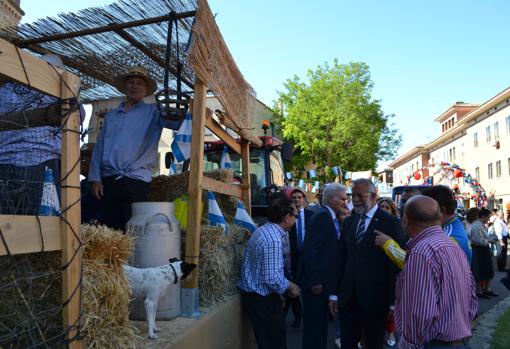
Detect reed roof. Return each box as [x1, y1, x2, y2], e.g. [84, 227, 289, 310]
[1, 0, 261, 144]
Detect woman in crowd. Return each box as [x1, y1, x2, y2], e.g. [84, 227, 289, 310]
[470, 207, 498, 298]
[463, 207, 479, 240]
[378, 197, 398, 217]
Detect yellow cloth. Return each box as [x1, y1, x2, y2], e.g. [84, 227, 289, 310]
[382, 239, 406, 270]
[382, 236, 459, 270]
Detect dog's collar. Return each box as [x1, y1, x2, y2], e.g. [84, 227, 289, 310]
[169, 263, 179, 284]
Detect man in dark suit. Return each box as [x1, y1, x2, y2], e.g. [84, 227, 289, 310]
[329, 178, 404, 349]
[300, 183, 348, 349]
[286, 188, 314, 328]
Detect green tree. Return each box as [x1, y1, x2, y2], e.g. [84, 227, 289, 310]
[273, 60, 401, 180]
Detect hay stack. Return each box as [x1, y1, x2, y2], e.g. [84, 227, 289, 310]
[195, 224, 251, 306]
[81, 224, 140, 349]
[148, 170, 236, 219]
[0, 251, 64, 348]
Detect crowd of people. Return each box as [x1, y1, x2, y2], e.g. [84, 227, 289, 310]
[238, 180, 510, 349]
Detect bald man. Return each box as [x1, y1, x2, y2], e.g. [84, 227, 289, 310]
[395, 195, 477, 349]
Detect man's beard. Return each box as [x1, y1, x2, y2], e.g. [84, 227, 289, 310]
[352, 205, 367, 215]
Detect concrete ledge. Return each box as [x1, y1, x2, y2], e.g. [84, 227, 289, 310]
[135, 294, 255, 349]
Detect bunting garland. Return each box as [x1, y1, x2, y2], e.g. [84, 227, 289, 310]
[404, 161, 487, 207]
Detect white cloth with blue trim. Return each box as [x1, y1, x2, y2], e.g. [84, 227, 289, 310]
[171, 112, 193, 163]
[208, 191, 228, 234]
[234, 200, 257, 232]
[220, 146, 232, 169]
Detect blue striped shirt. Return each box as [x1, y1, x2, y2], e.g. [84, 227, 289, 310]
[237, 223, 290, 296]
[88, 101, 182, 183]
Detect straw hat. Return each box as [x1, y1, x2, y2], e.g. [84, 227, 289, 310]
[114, 66, 157, 97]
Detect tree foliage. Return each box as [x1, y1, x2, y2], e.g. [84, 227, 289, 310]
[273, 60, 402, 179]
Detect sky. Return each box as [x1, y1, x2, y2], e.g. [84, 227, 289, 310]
[20, 0, 510, 169]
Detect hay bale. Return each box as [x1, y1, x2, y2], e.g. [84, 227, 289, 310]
[148, 169, 234, 204]
[196, 224, 251, 306]
[81, 224, 140, 349]
[81, 224, 133, 267]
[0, 251, 64, 348]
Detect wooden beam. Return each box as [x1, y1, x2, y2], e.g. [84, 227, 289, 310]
[205, 110, 241, 155]
[60, 72, 83, 349]
[0, 38, 65, 98]
[14, 11, 197, 46]
[0, 215, 61, 256]
[203, 176, 242, 198]
[240, 140, 251, 214]
[183, 79, 207, 289]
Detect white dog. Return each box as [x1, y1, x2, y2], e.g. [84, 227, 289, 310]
[123, 258, 196, 339]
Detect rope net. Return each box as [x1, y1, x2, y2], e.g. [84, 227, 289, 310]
[0, 66, 83, 348]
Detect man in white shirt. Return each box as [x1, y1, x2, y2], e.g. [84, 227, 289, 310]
[493, 210, 509, 271]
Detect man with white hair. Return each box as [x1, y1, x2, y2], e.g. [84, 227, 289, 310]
[300, 183, 349, 349]
[329, 178, 404, 349]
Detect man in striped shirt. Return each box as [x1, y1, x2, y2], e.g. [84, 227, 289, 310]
[237, 197, 301, 349]
[395, 195, 477, 349]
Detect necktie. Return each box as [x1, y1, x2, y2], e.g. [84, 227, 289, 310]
[355, 214, 366, 244]
[334, 218, 340, 239]
[297, 213, 303, 250]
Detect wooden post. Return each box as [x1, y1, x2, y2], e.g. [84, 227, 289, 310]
[60, 71, 82, 349]
[183, 79, 207, 289]
[241, 140, 251, 215]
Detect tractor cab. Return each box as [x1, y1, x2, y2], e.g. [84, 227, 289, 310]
[201, 135, 292, 218]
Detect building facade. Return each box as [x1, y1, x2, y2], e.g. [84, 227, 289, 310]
[0, 0, 24, 29]
[389, 88, 510, 210]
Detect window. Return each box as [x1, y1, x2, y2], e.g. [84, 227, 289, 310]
[496, 160, 502, 178]
[475, 166, 480, 180]
[494, 122, 500, 140]
[506, 115, 510, 134]
[461, 143, 465, 158]
[452, 147, 456, 161]
[488, 163, 493, 179]
[473, 132, 478, 147]
[486, 126, 492, 143]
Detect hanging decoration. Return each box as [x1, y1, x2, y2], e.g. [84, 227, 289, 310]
[404, 161, 487, 207]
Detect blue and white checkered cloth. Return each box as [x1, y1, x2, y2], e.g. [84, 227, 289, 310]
[237, 223, 289, 295]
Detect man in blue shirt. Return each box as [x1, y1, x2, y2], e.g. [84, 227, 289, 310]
[423, 185, 472, 264]
[88, 67, 182, 231]
[238, 197, 301, 349]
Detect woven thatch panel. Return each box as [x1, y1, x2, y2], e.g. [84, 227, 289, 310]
[1, 0, 261, 144]
[186, 0, 261, 146]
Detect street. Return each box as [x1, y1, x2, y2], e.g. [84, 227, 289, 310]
[286, 257, 510, 349]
